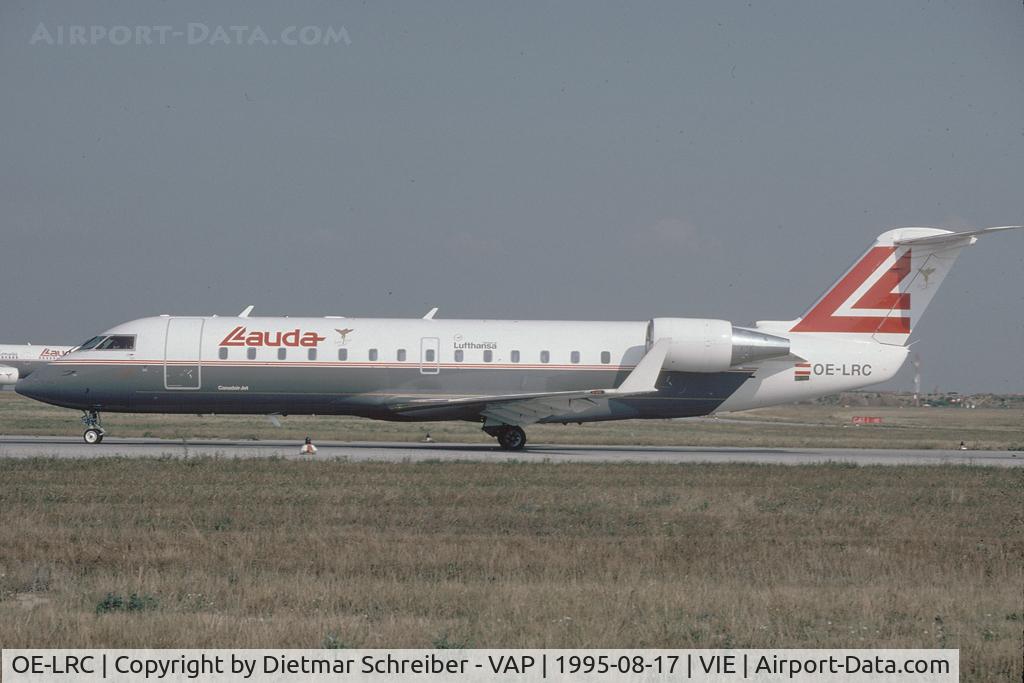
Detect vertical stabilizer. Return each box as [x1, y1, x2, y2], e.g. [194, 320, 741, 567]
[783, 226, 1021, 345]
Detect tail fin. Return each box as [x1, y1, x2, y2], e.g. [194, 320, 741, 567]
[776, 226, 1021, 346]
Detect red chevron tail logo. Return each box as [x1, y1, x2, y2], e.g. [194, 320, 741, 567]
[791, 247, 912, 334]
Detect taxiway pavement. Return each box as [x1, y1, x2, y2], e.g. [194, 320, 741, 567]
[0, 436, 1020, 467]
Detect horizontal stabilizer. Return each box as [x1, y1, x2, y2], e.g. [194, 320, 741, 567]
[893, 225, 1022, 246]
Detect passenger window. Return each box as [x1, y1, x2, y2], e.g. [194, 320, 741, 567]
[397, 349, 407, 362]
[601, 351, 611, 364]
[219, 347, 228, 360]
[338, 348, 348, 361]
[369, 349, 378, 361]
[247, 348, 256, 360]
[540, 350, 550, 363]
[308, 348, 317, 361]
[278, 348, 287, 360]
[454, 349, 464, 362]
[483, 350, 493, 363]
[425, 349, 435, 362]
[571, 351, 580, 364]
[511, 350, 520, 363]
[96, 335, 136, 350]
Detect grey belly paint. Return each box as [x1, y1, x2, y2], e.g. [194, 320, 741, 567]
[18, 364, 752, 422]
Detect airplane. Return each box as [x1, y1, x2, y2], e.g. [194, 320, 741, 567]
[14, 226, 1022, 448]
[0, 344, 74, 387]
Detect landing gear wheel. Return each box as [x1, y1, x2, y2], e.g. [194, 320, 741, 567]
[497, 426, 527, 451]
[81, 410, 105, 444]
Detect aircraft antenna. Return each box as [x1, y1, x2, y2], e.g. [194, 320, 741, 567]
[912, 353, 921, 407]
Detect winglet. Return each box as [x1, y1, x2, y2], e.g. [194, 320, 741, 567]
[239, 305, 254, 318]
[615, 338, 670, 393]
[423, 307, 439, 320]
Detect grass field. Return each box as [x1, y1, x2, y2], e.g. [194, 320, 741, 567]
[0, 459, 1021, 680]
[1, 391, 1022, 450]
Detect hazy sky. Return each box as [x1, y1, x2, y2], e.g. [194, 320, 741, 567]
[2, 1, 1021, 393]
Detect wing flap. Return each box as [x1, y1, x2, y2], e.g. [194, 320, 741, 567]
[390, 339, 672, 425]
[390, 387, 621, 414]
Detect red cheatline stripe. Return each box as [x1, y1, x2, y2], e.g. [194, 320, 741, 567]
[48, 359, 757, 376]
[51, 359, 637, 371]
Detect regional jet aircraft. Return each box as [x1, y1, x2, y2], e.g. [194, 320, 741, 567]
[15, 227, 1021, 448]
[0, 344, 73, 387]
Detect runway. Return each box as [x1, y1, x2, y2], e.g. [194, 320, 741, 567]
[0, 436, 1021, 467]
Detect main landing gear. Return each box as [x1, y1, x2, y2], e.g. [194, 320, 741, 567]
[484, 425, 527, 451]
[81, 410, 105, 444]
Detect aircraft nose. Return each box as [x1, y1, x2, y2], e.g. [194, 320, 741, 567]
[16, 374, 48, 402]
[15, 366, 65, 405]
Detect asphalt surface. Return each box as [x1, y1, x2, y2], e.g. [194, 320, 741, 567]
[0, 436, 1020, 467]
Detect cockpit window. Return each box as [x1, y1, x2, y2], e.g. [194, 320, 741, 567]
[77, 336, 106, 350]
[95, 335, 136, 350]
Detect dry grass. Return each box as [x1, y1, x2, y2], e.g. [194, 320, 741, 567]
[0, 458, 1021, 681]
[1, 392, 1022, 450]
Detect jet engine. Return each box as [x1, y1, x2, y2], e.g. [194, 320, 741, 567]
[646, 318, 791, 372]
[0, 366, 19, 386]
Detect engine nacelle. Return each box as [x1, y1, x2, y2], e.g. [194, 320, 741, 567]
[647, 318, 791, 372]
[0, 365, 19, 386]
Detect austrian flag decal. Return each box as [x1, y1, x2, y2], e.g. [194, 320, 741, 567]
[791, 246, 913, 334]
[794, 363, 811, 381]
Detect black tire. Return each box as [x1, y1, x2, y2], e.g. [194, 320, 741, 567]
[497, 426, 527, 451]
[84, 429, 102, 444]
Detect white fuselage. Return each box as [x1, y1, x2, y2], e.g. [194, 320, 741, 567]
[15, 315, 906, 419]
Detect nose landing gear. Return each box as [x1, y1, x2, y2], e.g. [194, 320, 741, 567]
[81, 410, 105, 444]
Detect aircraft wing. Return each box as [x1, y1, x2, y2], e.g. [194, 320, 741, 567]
[392, 387, 638, 425]
[389, 339, 671, 425]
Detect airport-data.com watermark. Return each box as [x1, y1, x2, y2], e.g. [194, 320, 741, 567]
[29, 23, 351, 47]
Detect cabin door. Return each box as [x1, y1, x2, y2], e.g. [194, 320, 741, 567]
[419, 337, 440, 374]
[164, 317, 204, 389]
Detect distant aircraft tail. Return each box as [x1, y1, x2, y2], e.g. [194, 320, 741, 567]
[761, 226, 1022, 346]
